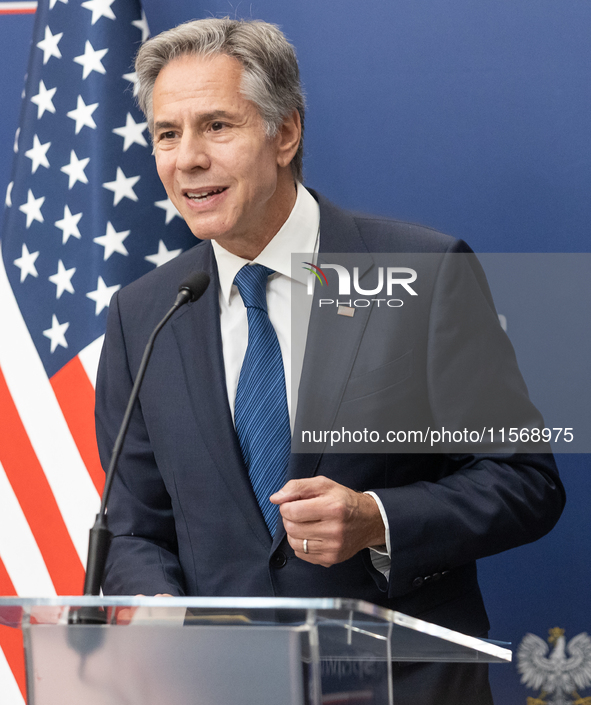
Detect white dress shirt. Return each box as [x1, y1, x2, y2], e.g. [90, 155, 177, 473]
[212, 183, 391, 577]
[212, 182, 319, 431]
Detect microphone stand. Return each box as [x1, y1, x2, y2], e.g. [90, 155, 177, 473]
[69, 272, 209, 625]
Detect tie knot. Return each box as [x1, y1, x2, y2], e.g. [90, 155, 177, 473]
[234, 264, 273, 311]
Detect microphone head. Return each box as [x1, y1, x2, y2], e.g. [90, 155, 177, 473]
[178, 271, 210, 303]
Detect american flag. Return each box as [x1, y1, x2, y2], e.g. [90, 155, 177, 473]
[0, 0, 195, 700]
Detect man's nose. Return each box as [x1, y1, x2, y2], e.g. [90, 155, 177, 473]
[175, 133, 211, 172]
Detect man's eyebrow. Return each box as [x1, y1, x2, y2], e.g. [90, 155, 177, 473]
[198, 110, 234, 121]
[154, 111, 235, 133]
[153, 121, 177, 132]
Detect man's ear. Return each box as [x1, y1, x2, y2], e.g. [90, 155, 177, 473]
[276, 110, 301, 169]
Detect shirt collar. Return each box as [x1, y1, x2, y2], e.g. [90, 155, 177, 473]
[212, 182, 320, 305]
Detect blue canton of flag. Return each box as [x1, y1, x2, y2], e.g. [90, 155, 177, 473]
[2, 0, 195, 379]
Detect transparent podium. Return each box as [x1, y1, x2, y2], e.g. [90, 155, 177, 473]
[0, 596, 510, 705]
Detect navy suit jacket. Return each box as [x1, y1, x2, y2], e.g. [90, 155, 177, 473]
[96, 191, 564, 637]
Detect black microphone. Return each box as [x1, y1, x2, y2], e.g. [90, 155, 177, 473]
[80, 271, 210, 607]
[175, 270, 211, 307]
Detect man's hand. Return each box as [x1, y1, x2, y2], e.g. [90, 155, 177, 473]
[270, 476, 386, 567]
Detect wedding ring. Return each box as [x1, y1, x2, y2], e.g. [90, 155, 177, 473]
[303, 539, 309, 554]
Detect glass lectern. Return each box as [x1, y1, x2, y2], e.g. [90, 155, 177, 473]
[0, 596, 510, 705]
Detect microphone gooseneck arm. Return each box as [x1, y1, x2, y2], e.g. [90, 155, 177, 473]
[83, 271, 210, 597]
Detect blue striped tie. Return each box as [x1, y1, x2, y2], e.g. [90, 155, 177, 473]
[233, 264, 291, 534]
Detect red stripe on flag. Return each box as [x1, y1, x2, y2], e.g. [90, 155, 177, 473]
[0, 557, 26, 701]
[0, 366, 84, 595]
[50, 356, 105, 496]
[0, 552, 16, 595]
[0, 9, 36, 14]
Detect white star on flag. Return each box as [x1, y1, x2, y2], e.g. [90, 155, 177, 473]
[43, 314, 70, 352]
[86, 276, 120, 315]
[74, 40, 108, 79]
[31, 80, 57, 119]
[112, 113, 148, 151]
[82, 0, 116, 25]
[13, 243, 40, 282]
[61, 150, 90, 189]
[93, 221, 130, 260]
[155, 197, 182, 224]
[122, 71, 139, 96]
[145, 240, 183, 268]
[13, 127, 20, 153]
[5, 182, 13, 208]
[49, 260, 76, 298]
[67, 95, 99, 134]
[25, 135, 51, 174]
[19, 189, 45, 228]
[132, 10, 150, 42]
[55, 205, 83, 244]
[49, 0, 68, 8]
[37, 25, 63, 64]
[103, 167, 140, 205]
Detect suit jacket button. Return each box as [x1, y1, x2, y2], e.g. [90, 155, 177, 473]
[412, 577, 424, 588]
[270, 551, 287, 569]
[432, 572, 442, 582]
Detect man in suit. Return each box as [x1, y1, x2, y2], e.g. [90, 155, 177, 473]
[95, 17, 565, 703]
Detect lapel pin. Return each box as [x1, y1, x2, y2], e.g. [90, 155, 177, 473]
[338, 306, 355, 318]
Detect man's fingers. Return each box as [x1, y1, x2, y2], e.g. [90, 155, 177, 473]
[286, 533, 321, 556]
[279, 495, 329, 523]
[286, 534, 340, 567]
[284, 520, 344, 553]
[283, 517, 328, 542]
[270, 476, 333, 504]
[286, 534, 309, 552]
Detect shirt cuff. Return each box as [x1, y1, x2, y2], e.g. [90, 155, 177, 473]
[364, 491, 391, 580]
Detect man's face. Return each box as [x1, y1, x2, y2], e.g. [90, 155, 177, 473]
[152, 52, 298, 256]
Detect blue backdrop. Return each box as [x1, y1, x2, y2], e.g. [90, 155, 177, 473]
[1, 2, 589, 702]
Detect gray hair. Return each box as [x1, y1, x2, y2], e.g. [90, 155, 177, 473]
[135, 17, 305, 181]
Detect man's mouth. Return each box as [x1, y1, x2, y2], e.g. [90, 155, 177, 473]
[185, 187, 228, 202]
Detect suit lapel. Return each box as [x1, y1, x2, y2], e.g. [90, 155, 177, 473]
[272, 193, 375, 552]
[171, 243, 272, 549]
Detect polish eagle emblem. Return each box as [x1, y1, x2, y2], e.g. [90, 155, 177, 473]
[517, 628, 591, 705]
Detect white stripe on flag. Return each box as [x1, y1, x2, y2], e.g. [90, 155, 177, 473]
[79, 335, 104, 389]
[0, 645, 25, 705]
[0, 244, 100, 565]
[0, 460, 55, 596]
[0, 2, 37, 10]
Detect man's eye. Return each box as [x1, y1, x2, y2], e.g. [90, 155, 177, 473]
[156, 130, 176, 142]
[211, 122, 225, 131]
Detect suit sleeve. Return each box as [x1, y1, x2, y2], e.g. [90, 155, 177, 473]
[370, 244, 565, 598]
[95, 290, 186, 596]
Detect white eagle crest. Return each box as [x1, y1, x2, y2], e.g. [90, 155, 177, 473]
[517, 628, 591, 705]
